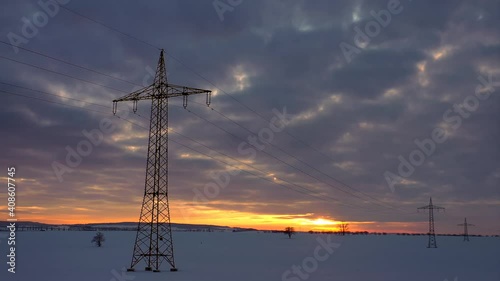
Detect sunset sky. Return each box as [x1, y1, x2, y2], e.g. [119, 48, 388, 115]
[0, 0, 499, 235]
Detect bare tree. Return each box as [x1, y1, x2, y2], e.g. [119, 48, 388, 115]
[339, 223, 349, 236]
[92, 232, 106, 247]
[284, 227, 296, 239]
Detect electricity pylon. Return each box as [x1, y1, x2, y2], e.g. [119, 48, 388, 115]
[113, 50, 211, 272]
[417, 197, 445, 248]
[457, 217, 474, 242]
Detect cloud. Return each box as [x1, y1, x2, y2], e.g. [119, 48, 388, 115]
[0, 0, 499, 234]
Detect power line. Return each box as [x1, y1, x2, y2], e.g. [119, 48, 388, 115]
[0, 88, 110, 115]
[3, 9, 374, 207]
[54, 6, 405, 212]
[0, 48, 401, 212]
[60, 6, 161, 50]
[0, 86, 331, 206]
[118, 116, 406, 214]
[0, 33, 404, 212]
[0, 55, 127, 93]
[136, 108, 402, 211]
[1, 48, 403, 212]
[57, 5, 345, 171]
[186, 102, 408, 213]
[135, 109, 400, 214]
[0, 81, 108, 109]
[0, 40, 142, 87]
[2, 84, 396, 214]
[135, 112, 390, 211]
[122, 114, 373, 211]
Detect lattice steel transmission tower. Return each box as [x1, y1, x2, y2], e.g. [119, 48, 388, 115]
[417, 197, 445, 248]
[457, 217, 474, 242]
[113, 50, 211, 272]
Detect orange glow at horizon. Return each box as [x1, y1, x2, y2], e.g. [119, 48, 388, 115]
[1, 203, 428, 233]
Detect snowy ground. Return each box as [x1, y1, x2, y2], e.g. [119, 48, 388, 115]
[0, 231, 499, 281]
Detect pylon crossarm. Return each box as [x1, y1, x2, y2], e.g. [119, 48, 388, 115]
[112, 84, 210, 102]
[166, 85, 211, 108]
[113, 84, 156, 102]
[167, 83, 211, 95]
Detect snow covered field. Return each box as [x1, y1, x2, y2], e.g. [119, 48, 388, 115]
[0, 231, 498, 281]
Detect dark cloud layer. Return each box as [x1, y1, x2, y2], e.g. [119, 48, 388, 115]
[0, 0, 499, 233]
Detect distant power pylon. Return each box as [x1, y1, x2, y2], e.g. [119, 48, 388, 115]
[113, 50, 212, 272]
[457, 217, 474, 242]
[418, 197, 445, 248]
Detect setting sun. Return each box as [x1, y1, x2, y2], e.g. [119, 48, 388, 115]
[310, 218, 337, 226]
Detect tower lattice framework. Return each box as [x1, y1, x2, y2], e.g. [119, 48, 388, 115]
[113, 50, 211, 272]
[457, 217, 474, 242]
[418, 197, 445, 248]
